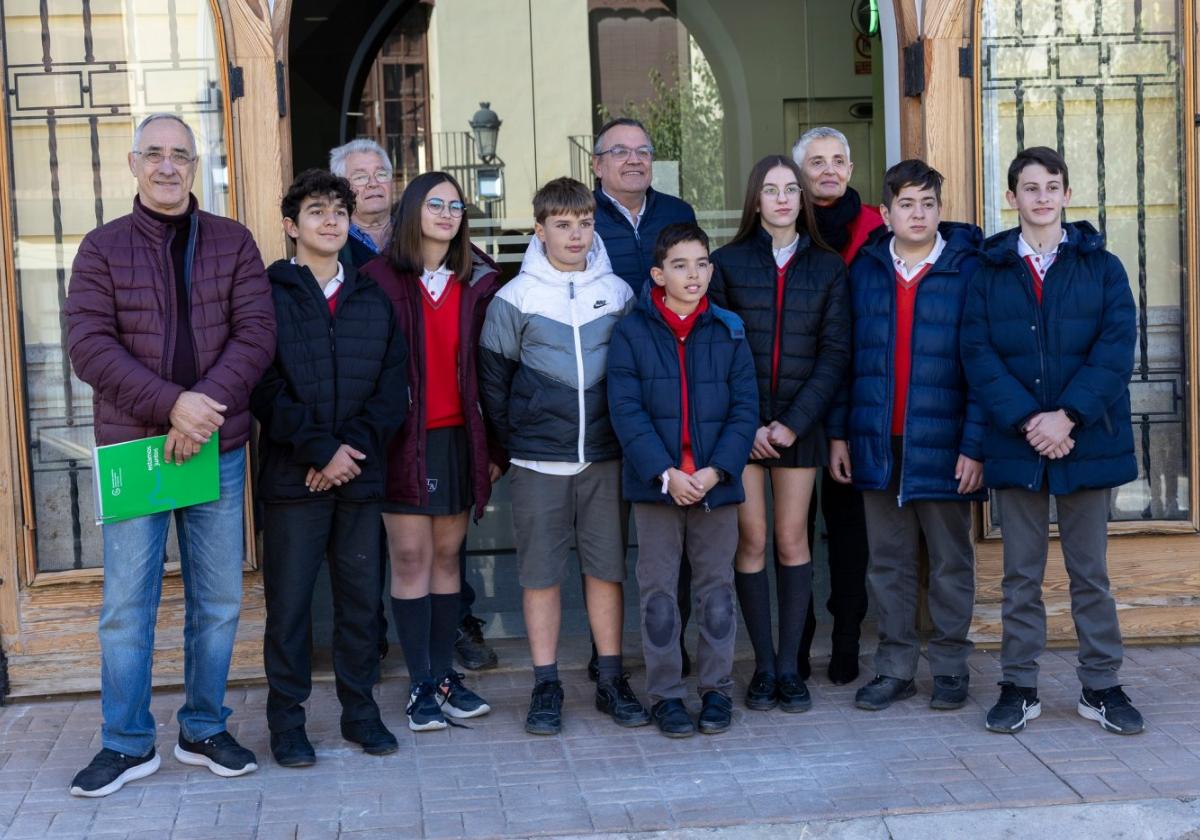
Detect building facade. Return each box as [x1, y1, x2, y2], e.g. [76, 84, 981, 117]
[0, 0, 1195, 697]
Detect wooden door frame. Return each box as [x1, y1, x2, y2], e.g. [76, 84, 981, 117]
[0, 0, 289, 697]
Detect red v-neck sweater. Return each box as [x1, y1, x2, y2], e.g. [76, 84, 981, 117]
[891, 263, 934, 436]
[421, 277, 465, 429]
[653, 287, 708, 474]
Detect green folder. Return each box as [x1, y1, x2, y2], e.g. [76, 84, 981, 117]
[92, 433, 220, 524]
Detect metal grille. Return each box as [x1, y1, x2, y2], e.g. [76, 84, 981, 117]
[1, 0, 230, 570]
[979, 0, 1190, 523]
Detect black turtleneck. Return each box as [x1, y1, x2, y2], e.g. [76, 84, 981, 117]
[143, 201, 198, 388]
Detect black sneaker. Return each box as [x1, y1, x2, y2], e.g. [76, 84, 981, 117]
[777, 674, 813, 713]
[525, 680, 565, 735]
[698, 692, 733, 735]
[595, 673, 651, 728]
[270, 727, 316, 768]
[930, 675, 970, 710]
[437, 670, 492, 719]
[651, 699, 695, 738]
[855, 675, 917, 711]
[174, 731, 257, 777]
[406, 682, 448, 731]
[745, 671, 778, 711]
[985, 682, 1041, 733]
[1078, 686, 1144, 735]
[455, 615, 499, 671]
[69, 748, 160, 797]
[341, 718, 399, 755]
[827, 644, 860, 685]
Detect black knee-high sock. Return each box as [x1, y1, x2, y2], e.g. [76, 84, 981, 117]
[391, 595, 433, 686]
[429, 593, 459, 679]
[776, 563, 813, 678]
[735, 569, 776, 675]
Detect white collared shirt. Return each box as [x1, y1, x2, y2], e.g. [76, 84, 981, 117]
[292, 258, 344, 299]
[773, 234, 800, 268]
[601, 188, 647, 231]
[421, 263, 454, 301]
[889, 232, 946, 282]
[1017, 229, 1068, 280]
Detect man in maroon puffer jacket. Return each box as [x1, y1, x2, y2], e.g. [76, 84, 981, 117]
[64, 114, 276, 798]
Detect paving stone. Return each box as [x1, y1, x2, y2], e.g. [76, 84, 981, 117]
[2, 645, 1200, 838]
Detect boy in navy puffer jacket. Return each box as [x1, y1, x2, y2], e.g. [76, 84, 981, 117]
[826, 160, 985, 715]
[961, 147, 1142, 737]
[608, 223, 758, 738]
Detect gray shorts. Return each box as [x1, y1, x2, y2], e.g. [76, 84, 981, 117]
[510, 460, 628, 589]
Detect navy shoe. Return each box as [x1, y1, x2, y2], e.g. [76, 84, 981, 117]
[986, 682, 1041, 733]
[69, 748, 160, 797]
[595, 673, 651, 728]
[698, 692, 733, 735]
[745, 671, 778, 711]
[855, 675, 917, 711]
[341, 718, 399, 755]
[1078, 686, 1144, 735]
[930, 675, 970, 710]
[651, 699, 695, 738]
[526, 680, 565, 735]
[271, 727, 316, 768]
[174, 731, 257, 777]
[777, 674, 813, 713]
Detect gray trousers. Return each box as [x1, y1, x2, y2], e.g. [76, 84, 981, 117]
[996, 486, 1122, 690]
[862, 465, 975, 681]
[634, 503, 737, 703]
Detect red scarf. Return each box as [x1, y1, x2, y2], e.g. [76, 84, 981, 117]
[652, 288, 708, 473]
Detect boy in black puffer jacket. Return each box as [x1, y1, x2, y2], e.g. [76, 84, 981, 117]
[609, 223, 758, 738]
[252, 170, 408, 767]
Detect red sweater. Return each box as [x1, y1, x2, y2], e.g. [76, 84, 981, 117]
[891, 263, 934, 436]
[421, 278, 465, 429]
[770, 256, 797, 394]
[840, 204, 886, 265]
[1024, 255, 1045, 304]
[653, 288, 707, 474]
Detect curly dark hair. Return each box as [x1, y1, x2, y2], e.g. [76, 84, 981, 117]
[280, 168, 356, 231]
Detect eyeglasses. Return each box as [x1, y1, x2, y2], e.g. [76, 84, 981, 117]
[596, 145, 655, 162]
[761, 185, 801, 199]
[133, 150, 195, 167]
[348, 169, 392, 187]
[425, 197, 466, 218]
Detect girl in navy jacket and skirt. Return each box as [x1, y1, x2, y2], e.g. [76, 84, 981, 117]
[709, 155, 851, 713]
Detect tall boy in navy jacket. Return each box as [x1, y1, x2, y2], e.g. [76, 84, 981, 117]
[961, 147, 1143, 736]
[827, 160, 986, 713]
[608, 223, 758, 738]
[252, 170, 408, 767]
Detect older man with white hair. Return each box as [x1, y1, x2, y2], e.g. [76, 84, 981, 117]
[791, 126, 884, 687]
[329, 139, 395, 268]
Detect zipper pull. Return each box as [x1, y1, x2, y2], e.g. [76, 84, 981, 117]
[569, 280, 575, 300]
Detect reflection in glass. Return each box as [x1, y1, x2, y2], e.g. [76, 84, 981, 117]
[1, 0, 230, 570]
[979, 0, 1190, 524]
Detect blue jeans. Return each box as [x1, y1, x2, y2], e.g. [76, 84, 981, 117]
[99, 448, 246, 755]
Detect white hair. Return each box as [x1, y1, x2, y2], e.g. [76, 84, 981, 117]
[329, 139, 392, 177]
[791, 126, 852, 165]
[132, 113, 196, 155]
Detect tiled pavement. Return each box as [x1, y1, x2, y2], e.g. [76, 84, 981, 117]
[1, 643, 1199, 839]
